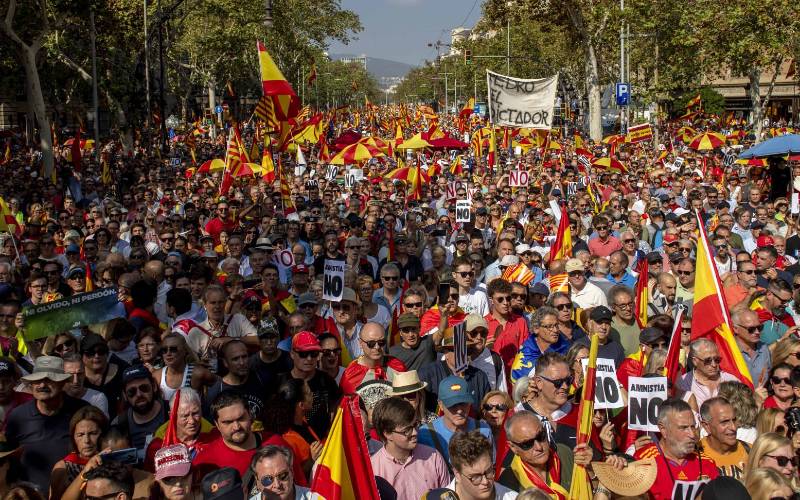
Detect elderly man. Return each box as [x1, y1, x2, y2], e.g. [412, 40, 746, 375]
[609, 285, 641, 357]
[511, 307, 569, 383]
[676, 339, 738, 410]
[340, 322, 407, 395]
[565, 258, 607, 308]
[635, 399, 718, 499]
[732, 308, 771, 383]
[699, 397, 749, 479]
[497, 410, 592, 494]
[607, 251, 637, 288]
[724, 257, 759, 308]
[589, 257, 614, 295]
[249, 445, 311, 500]
[373, 263, 403, 314]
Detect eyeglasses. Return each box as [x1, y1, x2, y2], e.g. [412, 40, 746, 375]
[539, 374, 574, 388]
[739, 269, 756, 275]
[693, 356, 722, 366]
[462, 465, 496, 486]
[622, 239, 636, 244]
[293, 350, 320, 359]
[83, 348, 109, 357]
[482, 403, 509, 412]
[321, 348, 341, 357]
[595, 226, 608, 231]
[648, 342, 668, 349]
[614, 302, 633, 309]
[260, 470, 291, 487]
[361, 338, 387, 349]
[457, 271, 475, 278]
[126, 383, 152, 398]
[675, 270, 693, 277]
[510, 429, 548, 450]
[554, 303, 572, 311]
[54, 340, 76, 352]
[511, 293, 527, 300]
[738, 325, 761, 334]
[493, 296, 510, 304]
[390, 423, 418, 438]
[403, 301, 423, 309]
[766, 454, 799, 467]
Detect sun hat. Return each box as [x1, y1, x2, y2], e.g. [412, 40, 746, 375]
[388, 370, 428, 396]
[154, 444, 192, 480]
[592, 458, 657, 497]
[21, 355, 71, 383]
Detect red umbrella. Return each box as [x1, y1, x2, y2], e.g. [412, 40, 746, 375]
[427, 136, 470, 149]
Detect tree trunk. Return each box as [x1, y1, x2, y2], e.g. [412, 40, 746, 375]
[749, 67, 764, 142]
[208, 83, 217, 139]
[21, 45, 53, 177]
[586, 43, 602, 142]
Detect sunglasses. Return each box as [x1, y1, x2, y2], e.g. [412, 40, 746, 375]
[766, 454, 799, 467]
[739, 269, 756, 275]
[510, 429, 548, 450]
[457, 271, 475, 278]
[675, 270, 693, 276]
[483, 403, 509, 412]
[403, 301, 423, 309]
[739, 325, 760, 334]
[293, 350, 320, 359]
[126, 383, 152, 398]
[54, 340, 76, 352]
[260, 470, 291, 487]
[554, 303, 572, 311]
[83, 348, 109, 357]
[771, 376, 792, 386]
[511, 293, 527, 300]
[321, 348, 341, 357]
[539, 374, 574, 388]
[694, 356, 722, 366]
[382, 275, 399, 281]
[361, 338, 387, 349]
[161, 346, 180, 354]
[494, 296, 510, 304]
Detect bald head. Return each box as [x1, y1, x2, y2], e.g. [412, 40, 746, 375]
[143, 260, 164, 282]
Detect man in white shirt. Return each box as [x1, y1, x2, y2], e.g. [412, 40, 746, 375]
[465, 314, 507, 393]
[186, 285, 257, 368]
[565, 258, 608, 308]
[453, 257, 489, 316]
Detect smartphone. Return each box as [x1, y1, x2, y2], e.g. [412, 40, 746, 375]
[438, 282, 452, 305]
[102, 447, 138, 465]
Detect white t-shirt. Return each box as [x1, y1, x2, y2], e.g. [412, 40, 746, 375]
[187, 313, 257, 358]
[444, 479, 518, 500]
[458, 288, 490, 316]
[571, 281, 609, 309]
[82, 388, 109, 418]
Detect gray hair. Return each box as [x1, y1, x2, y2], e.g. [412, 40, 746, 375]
[513, 377, 530, 404]
[531, 306, 558, 328]
[574, 250, 590, 260]
[503, 409, 540, 438]
[170, 387, 201, 410]
[250, 444, 294, 472]
[657, 398, 694, 426]
[688, 338, 717, 359]
[381, 263, 400, 276]
[699, 396, 731, 424]
[0, 261, 11, 273]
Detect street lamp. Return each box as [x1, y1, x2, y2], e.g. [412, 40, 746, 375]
[264, 0, 273, 27]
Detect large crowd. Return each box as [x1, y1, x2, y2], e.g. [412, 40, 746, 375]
[0, 105, 797, 500]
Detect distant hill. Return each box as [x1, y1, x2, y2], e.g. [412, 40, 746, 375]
[329, 53, 413, 88]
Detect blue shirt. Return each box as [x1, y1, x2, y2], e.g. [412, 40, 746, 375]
[511, 333, 570, 383]
[740, 341, 772, 383]
[417, 417, 493, 464]
[607, 271, 636, 288]
[372, 287, 401, 314]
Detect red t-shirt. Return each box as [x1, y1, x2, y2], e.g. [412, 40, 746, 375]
[204, 217, 238, 244]
[339, 357, 407, 395]
[485, 312, 529, 371]
[634, 443, 719, 500]
[192, 432, 295, 480]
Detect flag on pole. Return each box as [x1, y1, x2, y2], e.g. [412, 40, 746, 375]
[568, 333, 599, 500]
[488, 127, 497, 171]
[257, 40, 299, 122]
[71, 129, 82, 171]
[310, 396, 381, 500]
[279, 157, 296, 217]
[307, 62, 317, 87]
[2, 140, 10, 164]
[691, 210, 753, 387]
[0, 197, 21, 237]
[664, 307, 685, 395]
[634, 259, 649, 328]
[549, 206, 572, 264]
[686, 94, 702, 110]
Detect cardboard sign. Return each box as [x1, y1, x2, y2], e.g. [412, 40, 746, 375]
[792, 192, 799, 214]
[674, 157, 685, 169]
[566, 182, 578, 197]
[627, 376, 668, 432]
[508, 169, 529, 187]
[514, 145, 522, 156]
[322, 259, 345, 302]
[671, 480, 710, 500]
[22, 288, 124, 341]
[581, 358, 624, 409]
[455, 200, 472, 223]
[325, 165, 338, 181]
[447, 181, 464, 200]
[722, 152, 736, 167]
[345, 169, 358, 189]
[453, 321, 468, 374]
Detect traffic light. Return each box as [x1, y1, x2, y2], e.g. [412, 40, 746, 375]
[464, 49, 472, 64]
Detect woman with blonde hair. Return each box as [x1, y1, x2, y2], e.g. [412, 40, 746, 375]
[756, 408, 787, 436]
[772, 336, 800, 367]
[745, 467, 794, 500]
[719, 381, 759, 444]
[479, 390, 513, 439]
[355, 274, 390, 328]
[744, 432, 798, 485]
[643, 348, 667, 376]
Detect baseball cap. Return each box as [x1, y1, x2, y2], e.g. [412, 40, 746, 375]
[397, 313, 420, 329]
[122, 364, 152, 385]
[66, 265, 86, 279]
[499, 255, 520, 267]
[455, 233, 469, 243]
[530, 282, 549, 297]
[438, 375, 473, 408]
[154, 444, 192, 481]
[292, 263, 309, 273]
[464, 314, 488, 332]
[757, 235, 775, 248]
[565, 258, 585, 273]
[639, 327, 665, 345]
[297, 292, 318, 307]
[257, 316, 279, 338]
[202, 467, 243, 500]
[590, 306, 613, 323]
[646, 252, 663, 264]
[292, 331, 321, 352]
[65, 244, 81, 254]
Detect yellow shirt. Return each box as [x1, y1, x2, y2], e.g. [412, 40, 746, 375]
[700, 437, 748, 480]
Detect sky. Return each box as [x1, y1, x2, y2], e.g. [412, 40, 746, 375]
[327, 0, 483, 67]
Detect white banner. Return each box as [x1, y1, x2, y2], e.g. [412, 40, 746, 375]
[486, 70, 559, 129]
[627, 376, 668, 432]
[581, 358, 624, 410]
[322, 259, 345, 302]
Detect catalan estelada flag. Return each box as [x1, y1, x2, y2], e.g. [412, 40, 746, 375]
[568, 333, 598, 500]
[311, 396, 381, 500]
[549, 207, 572, 264]
[634, 259, 649, 328]
[690, 210, 753, 387]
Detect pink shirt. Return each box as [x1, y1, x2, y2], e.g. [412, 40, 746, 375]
[370, 444, 450, 500]
[588, 236, 623, 257]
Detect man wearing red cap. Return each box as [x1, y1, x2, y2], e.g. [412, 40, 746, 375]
[340, 322, 407, 395]
[288, 264, 310, 298]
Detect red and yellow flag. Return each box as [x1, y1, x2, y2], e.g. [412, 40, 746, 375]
[664, 307, 686, 395]
[2, 140, 10, 164]
[256, 40, 299, 122]
[549, 208, 572, 264]
[311, 396, 381, 500]
[459, 97, 475, 119]
[501, 263, 535, 286]
[690, 210, 753, 387]
[568, 333, 598, 500]
[634, 260, 649, 328]
[487, 127, 497, 171]
[0, 196, 21, 237]
[686, 93, 702, 110]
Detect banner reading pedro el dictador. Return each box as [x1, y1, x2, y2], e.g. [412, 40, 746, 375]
[486, 70, 559, 129]
[22, 288, 124, 341]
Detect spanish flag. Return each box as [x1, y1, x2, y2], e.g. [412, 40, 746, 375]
[307, 62, 317, 87]
[459, 97, 475, 119]
[549, 206, 572, 264]
[279, 157, 296, 217]
[311, 396, 381, 500]
[664, 307, 686, 395]
[0, 196, 21, 237]
[257, 40, 299, 122]
[690, 210, 753, 387]
[261, 138, 276, 184]
[568, 333, 598, 500]
[686, 93, 702, 110]
[633, 259, 649, 328]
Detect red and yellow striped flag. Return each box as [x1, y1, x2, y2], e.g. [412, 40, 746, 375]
[634, 259, 649, 328]
[501, 263, 535, 286]
[311, 396, 381, 500]
[487, 127, 497, 171]
[568, 333, 598, 500]
[257, 40, 299, 122]
[690, 210, 753, 387]
[549, 208, 572, 264]
[0, 196, 21, 237]
[664, 307, 686, 395]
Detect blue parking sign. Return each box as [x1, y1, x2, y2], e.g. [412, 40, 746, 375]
[616, 83, 630, 106]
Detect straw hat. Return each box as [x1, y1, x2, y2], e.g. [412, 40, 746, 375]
[591, 457, 657, 497]
[387, 370, 428, 396]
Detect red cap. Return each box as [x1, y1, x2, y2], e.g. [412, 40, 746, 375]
[292, 331, 321, 352]
[663, 233, 679, 243]
[293, 264, 309, 273]
[757, 235, 775, 248]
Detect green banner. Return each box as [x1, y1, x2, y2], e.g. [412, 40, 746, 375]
[22, 288, 124, 341]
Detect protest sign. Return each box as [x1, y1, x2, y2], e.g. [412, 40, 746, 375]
[486, 70, 558, 129]
[671, 480, 710, 500]
[674, 157, 685, 169]
[325, 165, 338, 181]
[322, 259, 345, 302]
[627, 376, 668, 431]
[508, 169, 529, 187]
[22, 288, 124, 341]
[792, 192, 799, 214]
[581, 358, 624, 409]
[345, 169, 358, 189]
[446, 181, 464, 200]
[275, 249, 294, 275]
[455, 200, 472, 223]
[453, 321, 468, 373]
